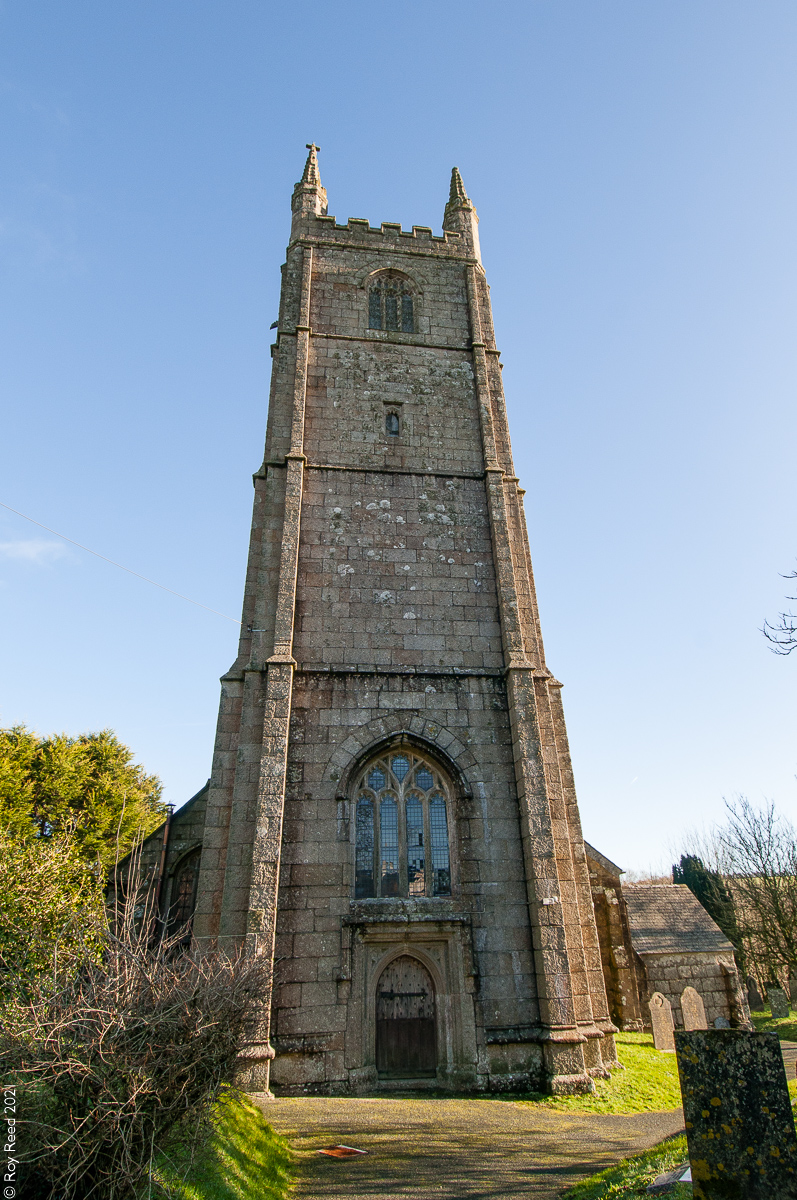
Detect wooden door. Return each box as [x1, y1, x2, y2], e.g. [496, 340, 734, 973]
[376, 956, 436, 1077]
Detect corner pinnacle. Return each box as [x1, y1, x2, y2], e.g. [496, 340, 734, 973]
[292, 143, 327, 220]
[448, 167, 471, 208]
[301, 143, 322, 187]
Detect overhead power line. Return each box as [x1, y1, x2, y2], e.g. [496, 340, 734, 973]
[0, 500, 242, 625]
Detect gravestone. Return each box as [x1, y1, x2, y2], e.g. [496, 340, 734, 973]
[681, 986, 707, 1030]
[675, 1029, 797, 1199]
[766, 982, 790, 1019]
[648, 992, 675, 1052]
[789, 967, 797, 1008]
[746, 976, 764, 1012]
[713, 1016, 730, 1029]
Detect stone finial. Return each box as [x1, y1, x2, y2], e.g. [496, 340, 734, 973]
[442, 167, 481, 263]
[292, 143, 328, 221]
[447, 167, 471, 209]
[301, 143, 321, 186]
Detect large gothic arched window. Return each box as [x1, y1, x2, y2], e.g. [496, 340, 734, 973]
[368, 272, 415, 333]
[354, 749, 451, 899]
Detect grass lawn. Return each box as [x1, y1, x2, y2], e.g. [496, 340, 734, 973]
[750, 1007, 797, 1043]
[494, 1032, 683, 1114]
[561, 1134, 690, 1199]
[149, 1092, 293, 1200]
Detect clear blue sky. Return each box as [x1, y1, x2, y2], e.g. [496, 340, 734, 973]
[2, 1, 796, 871]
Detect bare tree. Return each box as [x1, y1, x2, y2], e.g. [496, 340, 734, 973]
[1, 850, 268, 1200]
[763, 566, 797, 654]
[714, 797, 797, 983]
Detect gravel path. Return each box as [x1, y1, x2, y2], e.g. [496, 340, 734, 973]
[258, 1095, 684, 1200]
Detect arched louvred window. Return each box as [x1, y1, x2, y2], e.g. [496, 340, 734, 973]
[368, 273, 415, 333]
[167, 849, 201, 936]
[353, 748, 453, 898]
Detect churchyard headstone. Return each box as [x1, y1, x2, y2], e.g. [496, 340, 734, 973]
[681, 986, 707, 1030]
[766, 982, 790, 1019]
[713, 1016, 730, 1029]
[789, 967, 797, 1009]
[675, 1029, 797, 1199]
[648, 992, 675, 1052]
[746, 976, 764, 1012]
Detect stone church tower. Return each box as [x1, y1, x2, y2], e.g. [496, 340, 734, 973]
[192, 146, 617, 1095]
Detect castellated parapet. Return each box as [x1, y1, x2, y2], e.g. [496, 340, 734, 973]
[189, 146, 618, 1095]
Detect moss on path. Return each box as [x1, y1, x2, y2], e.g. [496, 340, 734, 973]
[262, 1095, 683, 1200]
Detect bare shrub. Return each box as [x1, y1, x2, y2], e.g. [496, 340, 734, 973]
[1, 852, 268, 1200]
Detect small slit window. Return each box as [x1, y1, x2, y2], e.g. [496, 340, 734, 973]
[386, 411, 400, 437]
[368, 274, 415, 333]
[353, 749, 453, 899]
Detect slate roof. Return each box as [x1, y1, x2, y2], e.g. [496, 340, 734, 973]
[623, 883, 734, 955]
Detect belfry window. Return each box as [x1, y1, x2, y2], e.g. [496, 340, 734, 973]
[385, 411, 400, 437]
[368, 274, 415, 333]
[353, 750, 452, 899]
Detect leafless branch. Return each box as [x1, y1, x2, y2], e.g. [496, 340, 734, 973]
[763, 567, 797, 654]
[1, 855, 268, 1200]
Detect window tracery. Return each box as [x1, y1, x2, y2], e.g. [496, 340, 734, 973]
[353, 750, 452, 899]
[368, 273, 415, 333]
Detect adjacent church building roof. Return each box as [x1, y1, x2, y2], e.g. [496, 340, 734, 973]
[623, 883, 735, 956]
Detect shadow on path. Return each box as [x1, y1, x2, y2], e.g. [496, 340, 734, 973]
[258, 1095, 684, 1200]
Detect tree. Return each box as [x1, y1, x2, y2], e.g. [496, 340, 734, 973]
[763, 565, 797, 654]
[0, 725, 165, 868]
[0, 827, 104, 990]
[715, 798, 797, 983]
[672, 852, 744, 969]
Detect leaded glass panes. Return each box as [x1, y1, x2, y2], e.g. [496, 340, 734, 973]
[368, 289, 382, 329]
[406, 794, 425, 896]
[353, 750, 453, 899]
[367, 275, 414, 334]
[430, 794, 451, 896]
[355, 797, 375, 898]
[380, 796, 399, 896]
[391, 755, 410, 782]
[386, 411, 400, 437]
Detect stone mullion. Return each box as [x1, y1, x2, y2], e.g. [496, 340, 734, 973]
[398, 785, 408, 897]
[236, 246, 313, 1092]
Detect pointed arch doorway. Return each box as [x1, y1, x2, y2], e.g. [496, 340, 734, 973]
[376, 955, 437, 1078]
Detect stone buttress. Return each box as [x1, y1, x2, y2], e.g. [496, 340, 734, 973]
[192, 147, 617, 1094]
